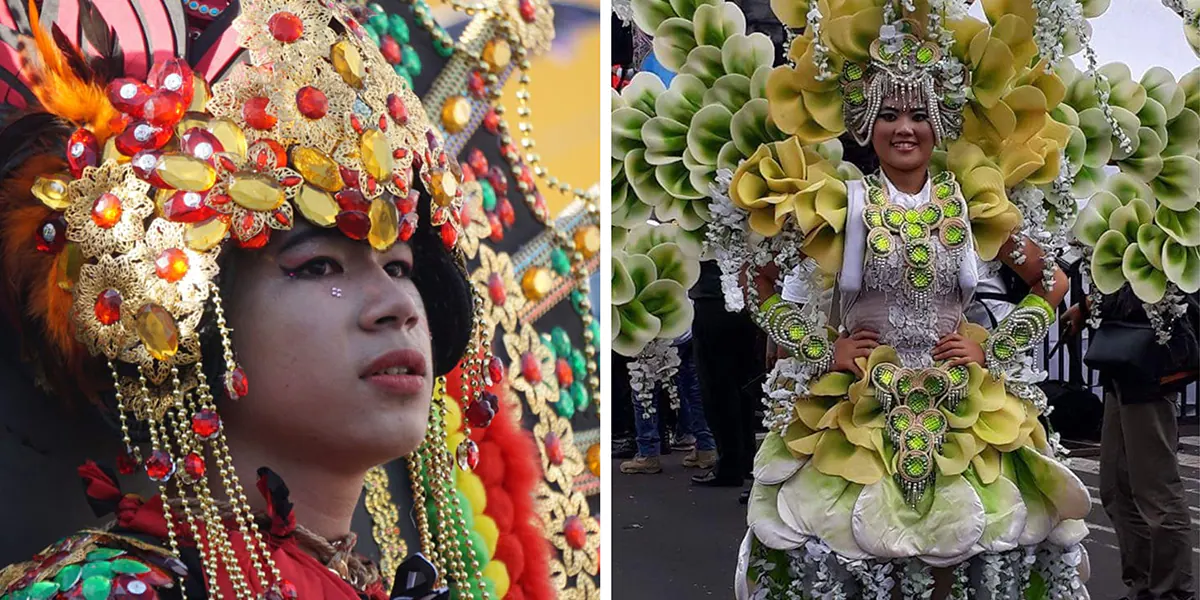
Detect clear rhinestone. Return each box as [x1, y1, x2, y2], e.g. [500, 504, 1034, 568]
[120, 83, 138, 99]
[134, 124, 154, 141]
[193, 142, 214, 159]
[163, 73, 184, 91]
[41, 222, 55, 241]
[127, 580, 147, 594]
[182, 191, 202, 207]
[70, 142, 85, 157]
[136, 154, 157, 170]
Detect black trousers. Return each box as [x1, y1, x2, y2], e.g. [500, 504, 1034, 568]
[612, 352, 634, 439]
[691, 299, 762, 483]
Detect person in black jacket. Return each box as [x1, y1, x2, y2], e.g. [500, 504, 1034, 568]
[1063, 289, 1199, 600]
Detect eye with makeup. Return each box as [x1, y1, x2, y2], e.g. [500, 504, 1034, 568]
[283, 257, 343, 280]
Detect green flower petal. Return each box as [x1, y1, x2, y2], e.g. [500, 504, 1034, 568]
[717, 140, 744, 171]
[1107, 197, 1153, 242]
[703, 73, 752, 112]
[1136, 223, 1169, 270]
[1106, 172, 1155, 204]
[614, 300, 662, 356]
[687, 104, 734, 166]
[1164, 108, 1199, 158]
[754, 432, 806, 485]
[1091, 229, 1130, 294]
[1108, 106, 1144, 161]
[1122, 242, 1168, 303]
[692, 2, 746, 47]
[1117, 127, 1165, 182]
[1015, 448, 1090, 521]
[1142, 66, 1186, 120]
[647, 242, 701, 288]
[637, 279, 695, 338]
[1100, 62, 1147, 114]
[722, 33, 775, 78]
[611, 107, 651, 161]
[625, 149, 669, 208]
[612, 253, 637, 305]
[654, 73, 707, 124]
[731, 98, 784, 157]
[778, 463, 869, 559]
[852, 474, 984, 559]
[624, 253, 658, 290]
[962, 468, 1026, 553]
[619, 71, 666, 115]
[1072, 190, 1122, 246]
[655, 160, 706, 202]
[1150, 155, 1200, 211]
[642, 116, 689, 166]
[679, 45, 724, 87]
[750, 64, 771, 99]
[1077, 107, 1114, 168]
[747, 482, 807, 549]
[666, 0, 721, 21]
[1163, 239, 1200, 293]
[632, 0, 678, 35]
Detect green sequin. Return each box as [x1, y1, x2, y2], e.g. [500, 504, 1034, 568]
[903, 222, 926, 239]
[907, 390, 931, 412]
[401, 45, 421, 73]
[26, 582, 57, 600]
[570, 349, 587, 380]
[943, 224, 966, 246]
[389, 13, 411, 44]
[872, 363, 896, 388]
[480, 180, 497, 211]
[890, 411, 911, 432]
[80, 576, 110, 600]
[935, 183, 953, 199]
[85, 549, 123, 561]
[555, 389, 576, 418]
[109, 559, 149, 575]
[868, 186, 886, 205]
[844, 63, 864, 80]
[79, 562, 111, 580]
[924, 372, 946, 396]
[993, 337, 1016, 360]
[922, 412, 946, 432]
[864, 207, 884, 227]
[54, 564, 82, 590]
[905, 431, 929, 451]
[571, 381, 589, 411]
[884, 207, 905, 228]
[847, 87, 866, 105]
[870, 232, 892, 254]
[947, 364, 968, 385]
[908, 267, 933, 289]
[942, 199, 962, 218]
[896, 372, 915, 395]
[920, 204, 941, 225]
[903, 454, 930, 478]
[551, 327, 572, 358]
[802, 336, 828, 360]
[916, 46, 934, 63]
[907, 244, 931, 266]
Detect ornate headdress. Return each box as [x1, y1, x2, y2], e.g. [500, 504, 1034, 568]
[0, 0, 497, 596]
[840, 20, 968, 145]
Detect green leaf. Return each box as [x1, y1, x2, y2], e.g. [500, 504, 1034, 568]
[647, 242, 701, 288]
[1122, 243, 1167, 303]
[638, 279, 695, 338]
[1163, 239, 1200, 293]
[1091, 229, 1130, 294]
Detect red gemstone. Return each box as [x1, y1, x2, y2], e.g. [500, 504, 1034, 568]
[396, 190, 419, 215]
[519, 0, 536, 22]
[268, 11, 304, 42]
[487, 212, 504, 242]
[398, 213, 417, 241]
[563, 516, 587, 549]
[161, 190, 216, 223]
[440, 222, 458, 249]
[115, 121, 172, 155]
[350, 114, 365, 133]
[148, 58, 195, 104]
[520, 351, 541, 383]
[465, 395, 497, 428]
[250, 138, 288, 170]
[487, 356, 504, 385]
[279, 175, 302, 187]
[133, 564, 174, 588]
[154, 248, 190, 282]
[94, 289, 122, 325]
[91, 193, 123, 228]
[182, 452, 205, 480]
[131, 150, 167, 186]
[190, 409, 221, 439]
[460, 164, 476, 182]
[519, 164, 535, 190]
[337, 210, 371, 240]
[387, 93, 409, 124]
[117, 449, 137, 475]
[533, 191, 548, 219]
[225, 366, 249, 400]
[142, 90, 186, 127]
[243, 96, 277, 130]
[107, 78, 152, 117]
[483, 109, 501, 134]
[181, 128, 224, 162]
[455, 439, 480, 471]
[498, 198, 515, 226]
[379, 35, 402, 64]
[545, 431, 564, 465]
[468, 148, 489, 174]
[67, 128, 99, 178]
[296, 86, 328, 119]
[487, 166, 508, 195]
[555, 358, 574, 387]
[237, 229, 271, 250]
[365, 175, 378, 196]
[468, 71, 486, 98]
[335, 189, 369, 212]
[487, 273, 507, 305]
[35, 214, 67, 253]
[144, 449, 175, 482]
[276, 580, 298, 600]
[500, 143, 518, 159]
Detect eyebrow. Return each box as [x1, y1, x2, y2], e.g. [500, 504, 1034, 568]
[277, 226, 347, 253]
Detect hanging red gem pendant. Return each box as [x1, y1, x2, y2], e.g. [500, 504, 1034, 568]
[117, 449, 138, 475]
[144, 450, 175, 482]
[191, 409, 222, 439]
[455, 439, 480, 471]
[225, 366, 249, 400]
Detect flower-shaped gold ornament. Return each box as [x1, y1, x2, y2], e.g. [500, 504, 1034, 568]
[455, 180, 492, 260]
[234, 0, 337, 67]
[532, 413, 584, 491]
[64, 162, 154, 258]
[562, 572, 599, 600]
[471, 246, 526, 335]
[503, 322, 558, 413]
[542, 488, 600, 577]
[205, 142, 303, 246]
[498, 0, 554, 55]
[72, 253, 148, 360]
[208, 64, 303, 149]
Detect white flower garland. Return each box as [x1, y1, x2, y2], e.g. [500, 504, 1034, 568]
[1145, 283, 1190, 345]
[628, 339, 681, 419]
[1074, 16, 1134, 154]
[705, 170, 752, 312]
[611, 0, 633, 25]
[1032, 0, 1085, 70]
[809, 6, 836, 81]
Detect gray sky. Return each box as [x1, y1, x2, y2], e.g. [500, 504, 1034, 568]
[966, 1, 1198, 79]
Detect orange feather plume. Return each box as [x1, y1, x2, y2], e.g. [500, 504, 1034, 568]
[21, 0, 120, 140]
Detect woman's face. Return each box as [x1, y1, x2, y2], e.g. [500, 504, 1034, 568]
[870, 99, 935, 174]
[219, 221, 434, 471]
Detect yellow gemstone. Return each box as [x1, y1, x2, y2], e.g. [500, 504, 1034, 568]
[521, 267, 553, 301]
[55, 243, 84, 291]
[292, 147, 343, 192]
[429, 169, 458, 206]
[102, 137, 129, 164]
[207, 118, 248, 158]
[482, 39, 512, 73]
[156, 154, 217, 192]
[175, 113, 208, 137]
[573, 225, 600, 259]
[359, 129, 393, 180]
[295, 184, 339, 227]
[134, 303, 180, 361]
[228, 173, 285, 211]
[586, 443, 600, 477]
[32, 175, 70, 210]
[185, 217, 229, 251]
[331, 40, 365, 88]
[188, 74, 211, 112]
[368, 196, 399, 251]
[440, 96, 471, 134]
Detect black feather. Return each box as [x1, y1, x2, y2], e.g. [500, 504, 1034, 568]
[0, 111, 66, 182]
[50, 24, 94, 83]
[78, 0, 120, 79]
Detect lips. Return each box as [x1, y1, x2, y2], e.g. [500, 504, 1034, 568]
[892, 140, 918, 151]
[361, 349, 428, 396]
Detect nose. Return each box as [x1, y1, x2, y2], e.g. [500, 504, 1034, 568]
[896, 116, 916, 135]
[357, 268, 422, 332]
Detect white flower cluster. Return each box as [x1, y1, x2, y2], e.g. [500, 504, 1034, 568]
[1075, 17, 1134, 153]
[762, 349, 829, 433]
[611, 0, 633, 25]
[1163, 0, 1198, 25]
[947, 561, 973, 600]
[628, 339, 681, 419]
[898, 560, 934, 600]
[1032, 0, 1084, 71]
[842, 559, 895, 600]
[809, 7, 837, 81]
[1035, 544, 1088, 599]
[1144, 283, 1190, 345]
[705, 170, 753, 312]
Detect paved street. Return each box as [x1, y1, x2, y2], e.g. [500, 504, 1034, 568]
[612, 432, 1200, 599]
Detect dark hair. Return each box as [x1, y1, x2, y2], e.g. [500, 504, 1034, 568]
[839, 132, 880, 174]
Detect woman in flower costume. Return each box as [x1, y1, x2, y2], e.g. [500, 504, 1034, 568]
[0, 0, 529, 598]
